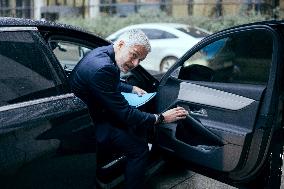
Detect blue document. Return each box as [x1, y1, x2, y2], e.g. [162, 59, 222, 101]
[121, 92, 156, 107]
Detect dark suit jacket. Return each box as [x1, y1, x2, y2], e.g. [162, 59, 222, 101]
[69, 45, 156, 142]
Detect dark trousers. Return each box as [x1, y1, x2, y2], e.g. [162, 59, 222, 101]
[96, 122, 149, 189]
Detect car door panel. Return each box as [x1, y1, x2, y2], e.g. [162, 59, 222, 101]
[156, 26, 278, 176]
[0, 94, 93, 171]
[156, 76, 265, 171]
[0, 26, 98, 188]
[157, 124, 243, 171]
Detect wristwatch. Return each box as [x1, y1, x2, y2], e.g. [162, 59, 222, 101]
[157, 113, 165, 124]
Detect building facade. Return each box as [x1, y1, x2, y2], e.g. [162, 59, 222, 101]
[0, 0, 283, 20]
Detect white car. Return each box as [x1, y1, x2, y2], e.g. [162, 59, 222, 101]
[107, 23, 210, 72]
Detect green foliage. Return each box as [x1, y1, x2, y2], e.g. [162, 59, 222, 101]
[58, 9, 267, 38]
[186, 12, 266, 33]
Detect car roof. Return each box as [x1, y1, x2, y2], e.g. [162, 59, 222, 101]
[127, 23, 189, 28]
[120, 22, 207, 31]
[0, 17, 84, 31]
[108, 22, 212, 40]
[0, 17, 108, 38]
[119, 20, 284, 36]
[0, 17, 108, 45]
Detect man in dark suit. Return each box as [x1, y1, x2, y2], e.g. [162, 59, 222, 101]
[70, 29, 188, 189]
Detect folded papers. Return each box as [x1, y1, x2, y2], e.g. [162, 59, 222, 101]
[121, 92, 156, 108]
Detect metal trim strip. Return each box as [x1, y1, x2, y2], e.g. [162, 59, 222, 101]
[0, 26, 38, 31]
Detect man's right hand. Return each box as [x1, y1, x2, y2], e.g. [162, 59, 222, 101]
[162, 107, 189, 123]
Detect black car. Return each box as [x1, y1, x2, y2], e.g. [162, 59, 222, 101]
[0, 17, 283, 189]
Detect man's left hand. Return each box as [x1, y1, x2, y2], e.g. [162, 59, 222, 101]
[132, 86, 147, 97]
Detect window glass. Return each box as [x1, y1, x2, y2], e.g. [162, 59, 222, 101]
[179, 30, 273, 85]
[0, 31, 61, 106]
[162, 31, 177, 39]
[177, 26, 209, 38]
[51, 41, 92, 71]
[142, 29, 176, 39]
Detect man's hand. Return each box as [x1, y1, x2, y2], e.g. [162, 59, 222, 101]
[162, 107, 189, 123]
[132, 86, 147, 97]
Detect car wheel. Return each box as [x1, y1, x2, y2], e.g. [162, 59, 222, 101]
[160, 56, 178, 72]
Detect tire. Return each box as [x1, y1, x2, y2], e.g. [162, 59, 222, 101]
[160, 56, 178, 73]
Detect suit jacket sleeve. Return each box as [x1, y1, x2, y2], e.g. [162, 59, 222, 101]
[89, 65, 156, 128]
[119, 82, 133, 93]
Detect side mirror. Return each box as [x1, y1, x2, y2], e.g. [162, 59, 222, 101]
[179, 64, 214, 82]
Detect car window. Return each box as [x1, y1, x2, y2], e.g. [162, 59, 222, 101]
[50, 40, 92, 71]
[0, 31, 63, 106]
[109, 28, 177, 42]
[177, 26, 209, 38]
[179, 30, 273, 85]
[141, 29, 177, 39]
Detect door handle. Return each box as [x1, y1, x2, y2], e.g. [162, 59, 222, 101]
[189, 108, 207, 116]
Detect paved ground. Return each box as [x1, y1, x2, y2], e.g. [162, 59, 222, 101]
[146, 162, 237, 189]
[146, 161, 284, 189]
[6, 153, 284, 189]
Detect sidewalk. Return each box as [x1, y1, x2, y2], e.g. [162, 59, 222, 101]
[146, 162, 284, 189]
[146, 163, 236, 189]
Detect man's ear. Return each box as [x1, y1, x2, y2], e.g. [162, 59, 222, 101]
[117, 40, 125, 49]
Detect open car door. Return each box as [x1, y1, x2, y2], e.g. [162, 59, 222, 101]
[155, 24, 284, 188]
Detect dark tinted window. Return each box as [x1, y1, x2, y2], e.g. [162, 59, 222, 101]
[0, 31, 61, 106]
[177, 26, 209, 38]
[141, 29, 177, 39]
[180, 30, 273, 85]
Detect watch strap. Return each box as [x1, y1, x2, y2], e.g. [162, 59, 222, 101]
[157, 113, 165, 124]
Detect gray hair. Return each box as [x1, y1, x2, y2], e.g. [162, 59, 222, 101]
[115, 29, 151, 52]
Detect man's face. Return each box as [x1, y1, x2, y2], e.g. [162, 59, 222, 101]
[115, 41, 148, 73]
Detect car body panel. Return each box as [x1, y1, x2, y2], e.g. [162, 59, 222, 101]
[0, 18, 103, 188]
[0, 93, 91, 169]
